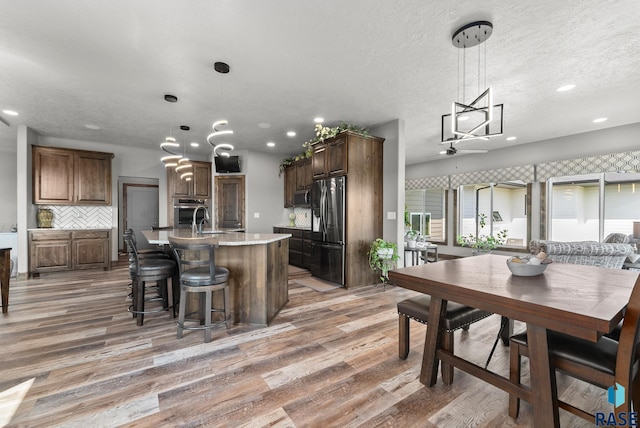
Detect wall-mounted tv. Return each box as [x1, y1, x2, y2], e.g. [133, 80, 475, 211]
[214, 155, 241, 173]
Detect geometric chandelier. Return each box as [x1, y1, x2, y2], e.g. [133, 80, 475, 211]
[441, 21, 503, 146]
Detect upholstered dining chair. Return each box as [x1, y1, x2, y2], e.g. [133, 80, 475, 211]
[398, 295, 492, 384]
[509, 275, 640, 423]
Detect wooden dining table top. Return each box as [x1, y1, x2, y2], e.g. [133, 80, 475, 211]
[389, 254, 639, 341]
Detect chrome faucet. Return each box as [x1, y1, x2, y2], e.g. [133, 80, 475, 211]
[192, 205, 210, 234]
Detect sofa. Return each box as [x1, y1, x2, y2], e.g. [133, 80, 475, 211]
[529, 240, 637, 269]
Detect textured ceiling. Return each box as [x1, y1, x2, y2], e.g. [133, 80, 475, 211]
[0, 0, 639, 165]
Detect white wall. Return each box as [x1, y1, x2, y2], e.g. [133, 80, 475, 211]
[371, 119, 404, 263]
[0, 146, 17, 226]
[236, 150, 285, 233]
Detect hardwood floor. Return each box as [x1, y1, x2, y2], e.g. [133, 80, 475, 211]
[0, 260, 603, 427]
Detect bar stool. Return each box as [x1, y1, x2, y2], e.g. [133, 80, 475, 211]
[398, 295, 492, 384]
[124, 235, 178, 326]
[169, 236, 230, 343]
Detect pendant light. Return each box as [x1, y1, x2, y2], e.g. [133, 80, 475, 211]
[440, 21, 503, 145]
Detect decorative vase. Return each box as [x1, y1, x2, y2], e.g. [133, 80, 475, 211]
[288, 213, 296, 227]
[37, 208, 54, 228]
[408, 240, 417, 249]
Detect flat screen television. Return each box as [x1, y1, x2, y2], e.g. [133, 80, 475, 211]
[214, 155, 241, 173]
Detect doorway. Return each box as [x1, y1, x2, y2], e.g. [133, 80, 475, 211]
[122, 183, 159, 251]
[215, 175, 245, 230]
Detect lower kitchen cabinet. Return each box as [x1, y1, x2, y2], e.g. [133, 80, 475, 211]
[274, 227, 311, 269]
[29, 229, 111, 277]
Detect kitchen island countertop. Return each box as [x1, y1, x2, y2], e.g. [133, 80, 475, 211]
[143, 229, 291, 246]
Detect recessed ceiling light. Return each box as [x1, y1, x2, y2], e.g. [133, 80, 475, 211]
[506, 136, 517, 141]
[84, 124, 100, 130]
[287, 131, 296, 137]
[2, 110, 18, 116]
[258, 122, 271, 129]
[314, 117, 324, 124]
[267, 142, 275, 147]
[190, 142, 199, 147]
[593, 117, 608, 123]
[557, 84, 576, 92]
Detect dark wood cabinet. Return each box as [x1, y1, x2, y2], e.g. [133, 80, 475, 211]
[284, 166, 295, 208]
[312, 136, 348, 179]
[283, 158, 311, 208]
[167, 160, 211, 199]
[295, 159, 312, 191]
[274, 227, 311, 269]
[33, 146, 113, 205]
[29, 229, 111, 277]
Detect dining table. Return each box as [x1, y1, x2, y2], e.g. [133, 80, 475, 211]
[388, 254, 640, 427]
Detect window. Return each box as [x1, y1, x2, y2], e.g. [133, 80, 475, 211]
[547, 172, 640, 241]
[457, 181, 528, 248]
[405, 188, 446, 242]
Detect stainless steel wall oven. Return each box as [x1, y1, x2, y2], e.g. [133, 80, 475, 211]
[173, 199, 209, 228]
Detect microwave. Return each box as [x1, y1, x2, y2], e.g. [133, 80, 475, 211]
[293, 190, 310, 207]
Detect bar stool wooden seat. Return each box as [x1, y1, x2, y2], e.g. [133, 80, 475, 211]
[169, 236, 231, 343]
[398, 295, 492, 384]
[124, 235, 178, 326]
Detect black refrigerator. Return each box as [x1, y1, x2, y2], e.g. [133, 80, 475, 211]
[310, 176, 346, 286]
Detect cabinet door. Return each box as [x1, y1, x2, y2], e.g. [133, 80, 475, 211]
[304, 159, 313, 189]
[327, 137, 347, 176]
[75, 152, 112, 204]
[284, 166, 295, 207]
[312, 144, 327, 179]
[30, 240, 72, 273]
[73, 238, 109, 270]
[169, 167, 191, 197]
[295, 161, 307, 191]
[192, 161, 212, 199]
[32, 146, 75, 204]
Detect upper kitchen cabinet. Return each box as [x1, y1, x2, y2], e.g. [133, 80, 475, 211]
[312, 135, 348, 179]
[32, 145, 113, 205]
[283, 158, 311, 208]
[168, 160, 211, 199]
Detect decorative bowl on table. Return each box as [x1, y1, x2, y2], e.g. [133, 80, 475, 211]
[506, 256, 551, 276]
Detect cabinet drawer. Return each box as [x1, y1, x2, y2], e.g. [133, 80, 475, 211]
[30, 231, 72, 241]
[290, 237, 303, 252]
[289, 251, 303, 267]
[72, 230, 109, 239]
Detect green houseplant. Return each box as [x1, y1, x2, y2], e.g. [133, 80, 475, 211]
[368, 238, 400, 285]
[457, 213, 508, 253]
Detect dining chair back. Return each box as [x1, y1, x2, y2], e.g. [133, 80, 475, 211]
[509, 273, 640, 422]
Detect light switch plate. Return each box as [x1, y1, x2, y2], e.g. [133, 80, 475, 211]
[387, 212, 396, 220]
[254, 212, 260, 218]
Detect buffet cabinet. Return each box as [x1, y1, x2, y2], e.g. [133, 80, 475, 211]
[32, 145, 113, 205]
[273, 227, 312, 269]
[29, 229, 111, 277]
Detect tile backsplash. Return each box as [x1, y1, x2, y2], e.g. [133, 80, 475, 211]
[40, 206, 112, 229]
[293, 208, 311, 228]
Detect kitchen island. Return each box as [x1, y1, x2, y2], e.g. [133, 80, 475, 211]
[142, 229, 290, 326]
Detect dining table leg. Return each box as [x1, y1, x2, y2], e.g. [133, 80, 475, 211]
[419, 297, 447, 386]
[526, 323, 560, 427]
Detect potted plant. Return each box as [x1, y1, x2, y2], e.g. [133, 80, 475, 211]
[405, 229, 419, 249]
[457, 213, 508, 254]
[368, 238, 400, 285]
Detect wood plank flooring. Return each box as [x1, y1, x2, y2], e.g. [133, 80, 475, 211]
[0, 260, 604, 427]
